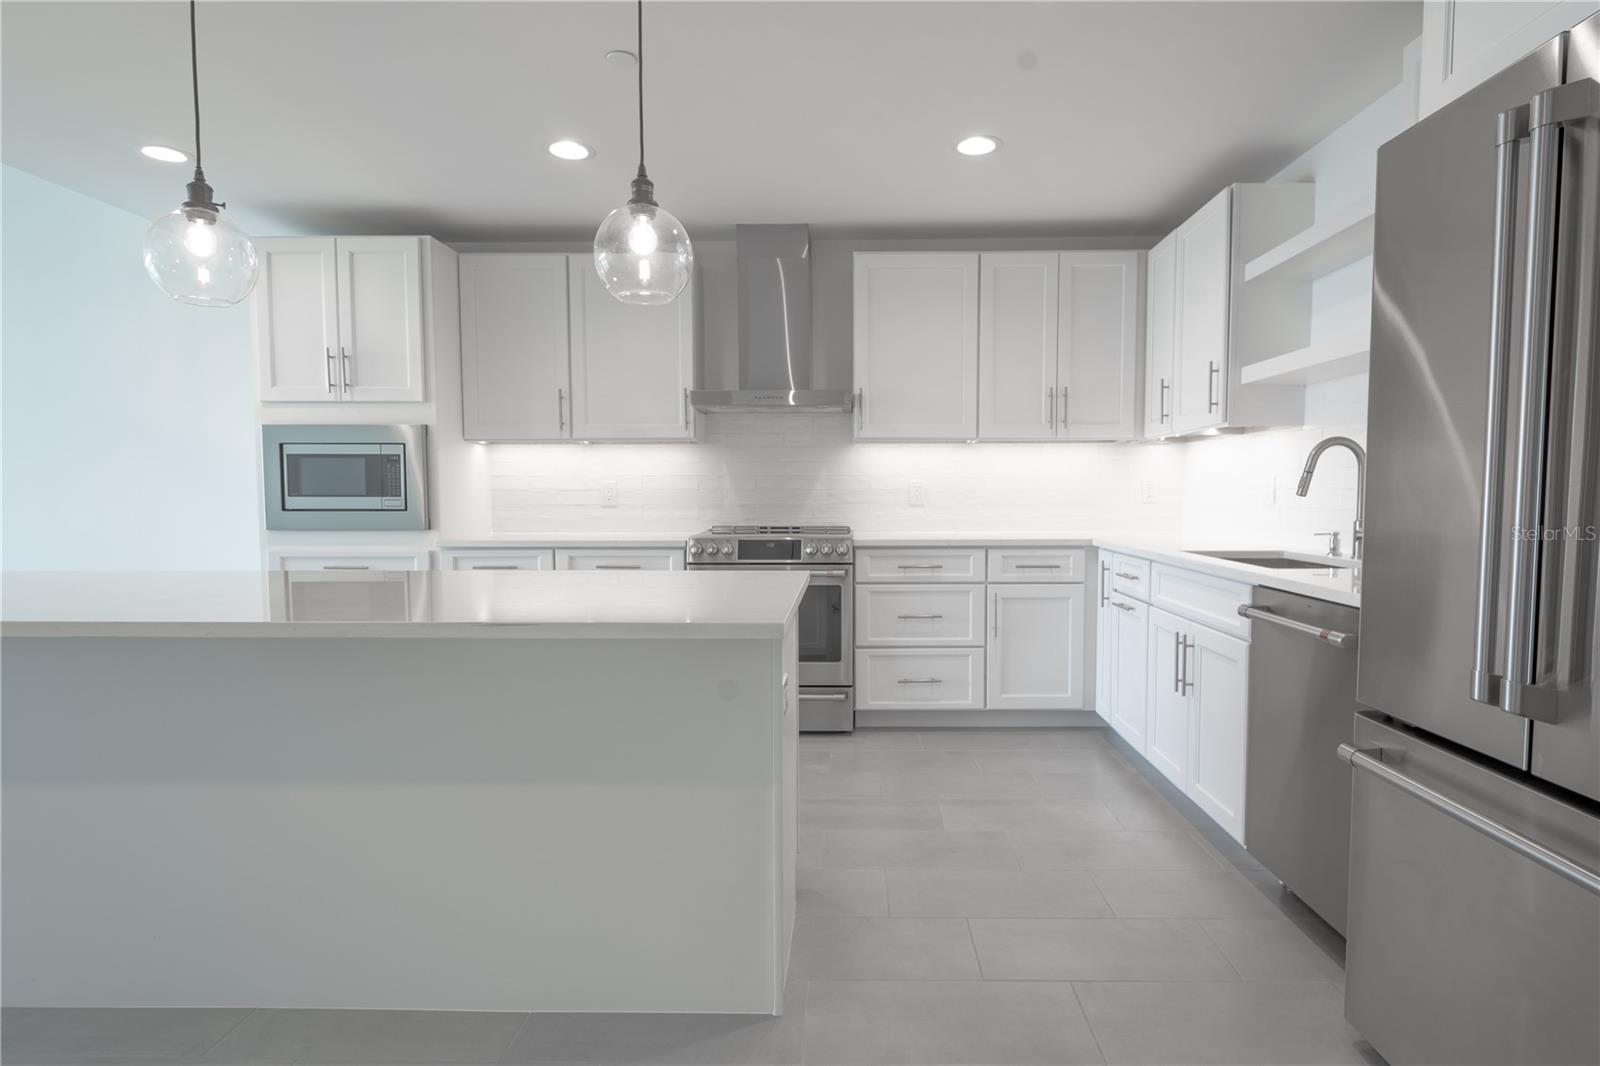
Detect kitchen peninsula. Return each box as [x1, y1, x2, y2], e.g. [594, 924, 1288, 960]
[1, 570, 805, 1014]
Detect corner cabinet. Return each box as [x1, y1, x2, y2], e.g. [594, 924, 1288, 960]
[255, 237, 425, 403]
[1418, 1, 1598, 118]
[853, 253, 980, 440]
[567, 259, 697, 441]
[459, 254, 571, 441]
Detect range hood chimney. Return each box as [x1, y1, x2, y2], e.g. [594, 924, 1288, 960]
[689, 224, 853, 413]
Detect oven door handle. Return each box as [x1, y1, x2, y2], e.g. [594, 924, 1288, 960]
[807, 570, 849, 579]
[798, 692, 850, 702]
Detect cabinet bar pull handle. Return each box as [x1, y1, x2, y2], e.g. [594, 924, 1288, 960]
[993, 592, 999, 637]
[324, 347, 335, 393]
[323, 565, 370, 570]
[1173, 630, 1182, 693]
[1181, 635, 1195, 694]
[471, 564, 519, 570]
[558, 387, 566, 432]
[896, 677, 945, 685]
[1100, 561, 1110, 606]
[897, 564, 944, 570]
[1047, 385, 1055, 432]
[897, 613, 944, 620]
[1339, 744, 1600, 896]
[1114, 602, 1135, 613]
[1115, 570, 1140, 580]
[1206, 361, 1218, 412]
[1061, 385, 1069, 429]
[594, 564, 644, 570]
[1015, 564, 1061, 569]
[683, 387, 690, 429]
[1159, 378, 1169, 423]
[340, 347, 352, 392]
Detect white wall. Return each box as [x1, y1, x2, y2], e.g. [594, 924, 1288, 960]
[1, 166, 260, 569]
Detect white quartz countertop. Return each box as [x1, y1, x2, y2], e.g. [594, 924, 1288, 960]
[438, 532, 689, 549]
[0, 570, 809, 639]
[852, 531, 1360, 606]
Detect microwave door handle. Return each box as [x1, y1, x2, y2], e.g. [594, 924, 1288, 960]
[1470, 104, 1528, 709]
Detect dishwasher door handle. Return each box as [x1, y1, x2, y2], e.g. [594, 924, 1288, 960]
[1339, 744, 1600, 896]
[1238, 604, 1357, 649]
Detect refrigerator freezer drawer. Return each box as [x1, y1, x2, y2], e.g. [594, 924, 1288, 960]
[1344, 712, 1600, 1065]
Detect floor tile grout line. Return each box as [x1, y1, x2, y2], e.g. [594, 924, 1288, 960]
[1067, 980, 1111, 1066]
[194, 1006, 257, 1061]
[494, 1008, 536, 1064]
[1195, 917, 1249, 983]
[964, 918, 986, 980]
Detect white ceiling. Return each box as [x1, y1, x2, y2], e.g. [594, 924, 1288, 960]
[2, 1, 1421, 241]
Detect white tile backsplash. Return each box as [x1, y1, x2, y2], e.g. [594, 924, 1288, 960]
[485, 411, 1365, 549]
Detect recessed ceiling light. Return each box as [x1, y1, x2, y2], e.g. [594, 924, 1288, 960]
[140, 144, 189, 164]
[955, 135, 1001, 157]
[548, 139, 593, 161]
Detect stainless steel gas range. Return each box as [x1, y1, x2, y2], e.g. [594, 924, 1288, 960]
[687, 525, 854, 732]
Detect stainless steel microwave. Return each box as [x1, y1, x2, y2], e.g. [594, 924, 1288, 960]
[262, 424, 429, 531]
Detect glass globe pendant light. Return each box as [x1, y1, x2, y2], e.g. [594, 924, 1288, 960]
[593, 0, 692, 305]
[142, 0, 258, 307]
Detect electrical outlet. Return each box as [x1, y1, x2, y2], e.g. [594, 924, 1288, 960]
[1140, 480, 1156, 504]
[908, 480, 926, 507]
[600, 481, 618, 508]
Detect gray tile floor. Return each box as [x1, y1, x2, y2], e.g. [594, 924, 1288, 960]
[2, 727, 1383, 1066]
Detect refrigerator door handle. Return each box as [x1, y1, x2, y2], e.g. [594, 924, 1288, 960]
[1501, 79, 1600, 724]
[1469, 103, 1529, 709]
[1339, 743, 1600, 896]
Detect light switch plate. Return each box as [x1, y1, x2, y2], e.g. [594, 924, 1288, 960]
[908, 480, 926, 507]
[600, 481, 618, 508]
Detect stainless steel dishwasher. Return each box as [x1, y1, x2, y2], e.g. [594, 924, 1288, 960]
[1240, 587, 1360, 934]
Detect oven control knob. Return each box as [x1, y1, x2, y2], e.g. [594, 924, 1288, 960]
[689, 542, 703, 556]
[819, 543, 833, 555]
[834, 542, 849, 557]
[804, 543, 817, 556]
[720, 542, 734, 556]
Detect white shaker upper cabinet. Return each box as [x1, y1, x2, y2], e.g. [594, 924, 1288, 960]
[853, 253, 979, 441]
[986, 583, 1085, 711]
[1171, 189, 1232, 435]
[1057, 251, 1142, 441]
[1143, 236, 1177, 438]
[567, 260, 696, 441]
[977, 252, 1057, 441]
[459, 254, 571, 441]
[335, 237, 425, 402]
[254, 238, 340, 402]
[1418, 1, 1598, 118]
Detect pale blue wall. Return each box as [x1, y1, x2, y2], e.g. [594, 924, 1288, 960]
[2, 166, 260, 568]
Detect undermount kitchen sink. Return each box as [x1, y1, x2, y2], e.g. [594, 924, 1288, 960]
[1189, 550, 1358, 570]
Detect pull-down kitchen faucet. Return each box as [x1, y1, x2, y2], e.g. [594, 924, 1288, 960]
[1297, 436, 1366, 560]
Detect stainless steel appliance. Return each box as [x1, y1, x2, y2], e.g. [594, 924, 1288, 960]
[687, 525, 854, 731]
[1351, 14, 1599, 1063]
[688, 226, 853, 413]
[262, 425, 429, 531]
[1239, 588, 1360, 934]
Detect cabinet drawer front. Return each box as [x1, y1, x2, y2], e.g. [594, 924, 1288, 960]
[857, 585, 984, 646]
[856, 648, 984, 709]
[855, 548, 986, 583]
[554, 548, 684, 571]
[987, 548, 1085, 583]
[1110, 554, 1152, 601]
[1150, 564, 1251, 640]
[442, 550, 555, 571]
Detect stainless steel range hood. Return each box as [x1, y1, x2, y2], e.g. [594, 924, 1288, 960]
[689, 224, 853, 413]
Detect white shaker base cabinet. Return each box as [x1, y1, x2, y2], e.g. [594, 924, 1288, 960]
[554, 548, 684, 571]
[857, 647, 985, 710]
[1106, 594, 1150, 752]
[1185, 624, 1250, 841]
[986, 584, 1085, 711]
[1145, 605, 1190, 789]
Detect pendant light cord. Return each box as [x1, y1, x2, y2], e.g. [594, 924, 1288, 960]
[189, 0, 203, 177]
[635, 0, 645, 175]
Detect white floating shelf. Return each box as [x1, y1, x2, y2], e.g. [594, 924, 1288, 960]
[1244, 204, 1375, 284]
[1241, 333, 1370, 385]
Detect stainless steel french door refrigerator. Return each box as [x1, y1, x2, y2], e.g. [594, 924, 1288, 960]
[1348, 13, 1600, 1065]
